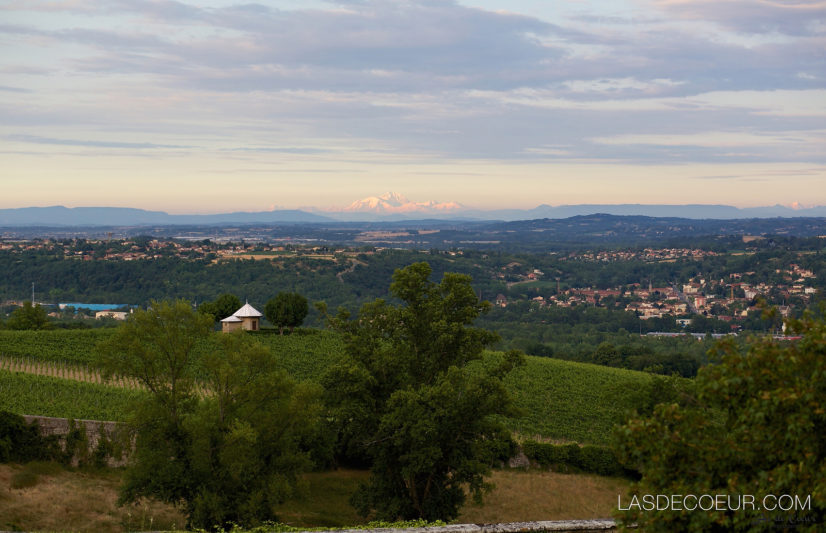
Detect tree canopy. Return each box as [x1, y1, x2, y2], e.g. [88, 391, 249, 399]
[6, 301, 51, 330]
[96, 300, 320, 531]
[264, 292, 309, 334]
[198, 293, 242, 322]
[323, 262, 523, 520]
[615, 308, 826, 531]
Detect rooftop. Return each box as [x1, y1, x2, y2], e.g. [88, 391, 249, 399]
[231, 302, 263, 318]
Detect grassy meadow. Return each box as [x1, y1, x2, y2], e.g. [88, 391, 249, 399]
[0, 463, 630, 532]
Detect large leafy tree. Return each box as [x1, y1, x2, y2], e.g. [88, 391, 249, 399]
[6, 301, 51, 330]
[198, 293, 242, 322]
[96, 300, 319, 531]
[265, 292, 309, 334]
[615, 309, 826, 531]
[323, 262, 523, 520]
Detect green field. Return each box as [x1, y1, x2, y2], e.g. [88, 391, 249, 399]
[0, 328, 652, 443]
[0, 329, 115, 365]
[252, 329, 348, 381]
[0, 328, 341, 376]
[503, 356, 652, 443]
[0, 369, 145, 421]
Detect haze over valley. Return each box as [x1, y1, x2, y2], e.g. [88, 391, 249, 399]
[3, 192, 826, 227]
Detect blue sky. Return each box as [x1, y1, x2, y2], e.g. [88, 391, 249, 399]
[1, 0, 824, 213]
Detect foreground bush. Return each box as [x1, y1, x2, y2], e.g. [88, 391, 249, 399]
[615, 309, 826, 531]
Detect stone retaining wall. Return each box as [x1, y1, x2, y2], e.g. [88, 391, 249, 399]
[307, 520, 621, 533]
[22, 414, 121, 444]
[22, 414, 127, 466]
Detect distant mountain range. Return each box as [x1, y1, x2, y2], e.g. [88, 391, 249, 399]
[320, 192, 826, 221]
[2, 193, 826, 226]
[0, 206, 333, 226]
[474, 203, 826, 221]
[339, 192, 464, 216]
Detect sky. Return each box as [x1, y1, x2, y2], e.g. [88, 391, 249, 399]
[1, 0, 825, 213]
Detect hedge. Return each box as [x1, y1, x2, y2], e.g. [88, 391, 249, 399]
[520, 439, 638, 478]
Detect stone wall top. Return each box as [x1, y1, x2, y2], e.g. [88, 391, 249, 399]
[309, 520, 619, 533]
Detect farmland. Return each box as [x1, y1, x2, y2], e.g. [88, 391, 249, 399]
[0, 328, 650, 444]
[0, 329, 114, 365]
[0, 369, 144, 421]
[501, 357, 652, 443]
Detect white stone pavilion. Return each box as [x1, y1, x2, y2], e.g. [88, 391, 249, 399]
[220, 302, 263, 332]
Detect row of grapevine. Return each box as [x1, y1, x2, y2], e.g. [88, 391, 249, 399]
[499, 355, 654, 445]
[252, 329, 347, 381]
[0, 369, 145, 421]
[0, 356, 142, 388]
[0, 329, 114, 365]
[258, 330, 654, 444]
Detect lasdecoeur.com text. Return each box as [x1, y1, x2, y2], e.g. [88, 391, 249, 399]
[618, 493, 812, 512]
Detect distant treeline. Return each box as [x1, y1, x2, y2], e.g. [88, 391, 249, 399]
[1, 240, 823, 342]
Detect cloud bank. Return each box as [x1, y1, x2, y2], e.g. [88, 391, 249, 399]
[1, 0, 824, 209]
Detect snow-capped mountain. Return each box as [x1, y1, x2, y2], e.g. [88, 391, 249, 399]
[342, 192, 465, 215]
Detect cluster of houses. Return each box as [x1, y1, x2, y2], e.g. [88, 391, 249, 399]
[494, 266, 819, 325]
[94, 310, 129, 320]
[558, 248, 719, 262]
[545, 284, 691, 319]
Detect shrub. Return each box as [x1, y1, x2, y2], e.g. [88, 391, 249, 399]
[0, 411, 61, 463]
[521, 439, 634, 478]
[579, 445, 627, 477]
[10, 469, 39, 489]
[10, 461, 64, 489]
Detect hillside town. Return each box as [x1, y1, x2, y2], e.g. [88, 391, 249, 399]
[495, 261, 818, 329]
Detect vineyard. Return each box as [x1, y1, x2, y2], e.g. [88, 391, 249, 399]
[0, 329, 113, 365]
[251, 329, 348, 381]
[0, 356, 141, 387]
[0, 328, 653, 443]
[501, 356, 653, 444]
[0, 369, 144, 421]
[0, 328, 343, 379]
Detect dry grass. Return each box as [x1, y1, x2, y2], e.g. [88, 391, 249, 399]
[0, 465, 631, 531]
[458, 470, 631, 524]
[274, 468, 631, 527]
[0, 464, 185, 533]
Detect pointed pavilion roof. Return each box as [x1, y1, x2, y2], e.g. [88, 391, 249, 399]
[232, 302, 263, 318]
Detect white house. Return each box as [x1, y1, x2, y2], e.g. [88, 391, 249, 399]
[95, 310, 128, 320]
